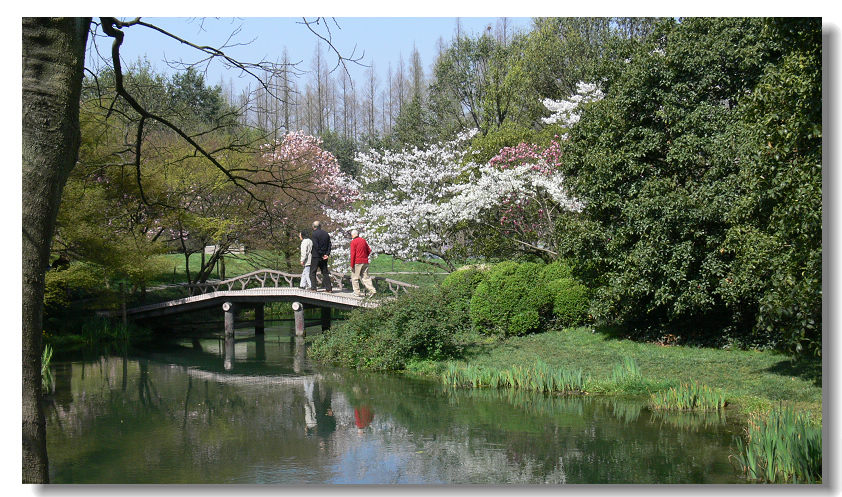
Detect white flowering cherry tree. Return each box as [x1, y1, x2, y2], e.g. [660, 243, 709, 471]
[326, 82, 602, 269]
[325, 129, 479, 271]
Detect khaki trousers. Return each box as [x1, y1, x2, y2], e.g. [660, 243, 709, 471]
[351, 263, 376, 295]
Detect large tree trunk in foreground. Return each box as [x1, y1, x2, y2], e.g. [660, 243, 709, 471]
[22, 17, 89, 484]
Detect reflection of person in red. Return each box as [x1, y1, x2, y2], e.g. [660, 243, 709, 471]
[354, 406, 374, 433]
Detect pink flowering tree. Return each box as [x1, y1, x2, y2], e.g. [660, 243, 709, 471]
[247, 131, 359, 270]
[441, 138, 582, 259]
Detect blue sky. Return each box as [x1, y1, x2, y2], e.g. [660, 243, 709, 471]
[92, 17, 534, 93]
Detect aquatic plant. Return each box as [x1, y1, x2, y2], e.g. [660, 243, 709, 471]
[41, 344, 54, 393]
[731, 406, 822, 483]
[649, 381, 727, 411]
[611, 356, 642, 383]
[441, 361, 584, 394]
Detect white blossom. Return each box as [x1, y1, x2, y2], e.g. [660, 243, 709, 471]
[541, 81, 604, 126]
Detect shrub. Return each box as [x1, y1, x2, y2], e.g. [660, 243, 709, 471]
[440, 265, 488, 321]
[309, 286, 461, 370]
[539, 260, 574, 282]
[546, 277, 590, 327]
[470, 262, 553, 337]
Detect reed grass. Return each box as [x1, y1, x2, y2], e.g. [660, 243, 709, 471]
[611, 355, 642, 383]
[731, 406, 822, 483]
[41, 344, 54, 393]
[442, 361, 584, 394]
[649, 380, 727, 411]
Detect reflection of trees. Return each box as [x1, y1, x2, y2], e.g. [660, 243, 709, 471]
[46, 355, 740, 484]
[46, 357, 329, 483]
[322, 373, 740, 484]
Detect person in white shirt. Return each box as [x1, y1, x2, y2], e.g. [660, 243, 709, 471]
[298, 230, 313, 289]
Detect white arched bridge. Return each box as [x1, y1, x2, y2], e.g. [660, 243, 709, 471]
[112, 269, 418, 336]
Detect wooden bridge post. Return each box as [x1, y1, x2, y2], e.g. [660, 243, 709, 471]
[292, 302, 305, 337]
[321, 307, 332, 331]
[254, 304, 265, 335]
[223, 301, 236, 337]
[292, 336, 306, 373]
[224, 335, 235, 371]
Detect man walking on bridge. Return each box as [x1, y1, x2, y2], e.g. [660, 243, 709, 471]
[309, 221, 332, 293]
[349, 229, 377, 298]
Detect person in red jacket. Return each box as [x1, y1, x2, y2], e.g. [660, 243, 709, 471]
[349, 229, 377, 297]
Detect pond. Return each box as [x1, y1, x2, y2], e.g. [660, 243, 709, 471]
[45, 323, 746, 484]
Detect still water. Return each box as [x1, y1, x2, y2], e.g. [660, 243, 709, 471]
[45, 324, 745, 484]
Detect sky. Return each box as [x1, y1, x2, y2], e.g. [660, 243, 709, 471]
[89, 17, 534, 95]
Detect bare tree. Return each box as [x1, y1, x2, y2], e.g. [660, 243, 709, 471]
[21, 16, 361, 483]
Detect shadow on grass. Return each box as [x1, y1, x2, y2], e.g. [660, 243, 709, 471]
[765, 357, 822, 388]
[593, 324, 822, 388]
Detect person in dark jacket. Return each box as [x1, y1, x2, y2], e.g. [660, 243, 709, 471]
[309, 220, 332, 292]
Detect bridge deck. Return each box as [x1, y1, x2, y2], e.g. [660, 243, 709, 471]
[120, 288, 379, 320]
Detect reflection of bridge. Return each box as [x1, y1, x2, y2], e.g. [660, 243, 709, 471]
[117, 269, 417, 336]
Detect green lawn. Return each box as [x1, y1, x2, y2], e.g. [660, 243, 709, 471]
[414, 326, 822, 420]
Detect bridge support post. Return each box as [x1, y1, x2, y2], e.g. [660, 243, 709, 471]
[223, 301, 236, 337]
[321, 307, 332, 331]
[224, 335, 235, 371]
[254, 304, 265, 335]
[292, 336, 306, 373]
[292, 302, 305, 337]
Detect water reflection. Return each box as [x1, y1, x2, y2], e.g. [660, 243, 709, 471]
[44, 327, 743, 484]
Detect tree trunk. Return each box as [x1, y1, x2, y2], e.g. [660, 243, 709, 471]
[22, 17, 90, 483]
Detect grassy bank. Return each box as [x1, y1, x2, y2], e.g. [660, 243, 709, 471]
[405, 326, 822, 421]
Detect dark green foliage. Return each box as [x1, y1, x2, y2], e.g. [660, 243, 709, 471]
[309, 286, 461, 370]
[320, 129, 359, 177]
[469, 262, 553, 337]
[539, 260, 574, 282]
[559, 18, 821, 355]
[722, 19, 823, 357]
[393, 94, 431, 150]
[440, 265, 488, 318]
[546, 277, 590, 327]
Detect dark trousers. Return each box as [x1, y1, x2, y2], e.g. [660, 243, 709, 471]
[310, 256, 332, 291]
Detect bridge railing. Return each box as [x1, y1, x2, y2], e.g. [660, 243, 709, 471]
[188, 269, 417, 296]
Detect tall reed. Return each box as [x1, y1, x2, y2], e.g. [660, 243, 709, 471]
[649, 380, 727, 411]
[731, 406, 822, 483]
[41, 344, 54, 393]
[442, 361, 584, 394]
[611, 355, 642, 383]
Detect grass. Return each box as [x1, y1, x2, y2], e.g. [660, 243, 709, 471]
[410, 326, 822, 420]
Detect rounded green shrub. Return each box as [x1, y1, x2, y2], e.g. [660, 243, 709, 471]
[469, 262, 553, 337]
[309, 286, 461, 370]
[509, 310, 541, 337]
[441, 265, 487, 293]
[440, 265, 488, 323]
[547, 277, 590, 327]
[539, 260, 574, 282]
